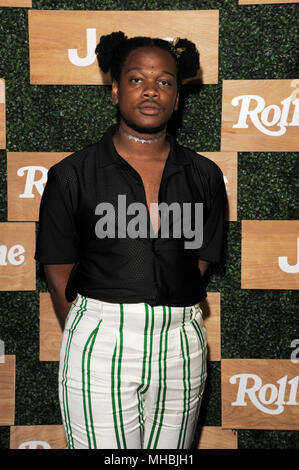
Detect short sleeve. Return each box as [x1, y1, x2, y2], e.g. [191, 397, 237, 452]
[34, 165, 79, 264]
[197, 168, 227, 263]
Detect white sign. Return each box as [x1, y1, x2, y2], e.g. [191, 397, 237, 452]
[18, 166, 48, 198]
[232, 94, 299, 136]
[18, 440, 52, 449]
[278, 238, 299, 274]
[0, 244, 25, 265]
[230, 373, 299, 415]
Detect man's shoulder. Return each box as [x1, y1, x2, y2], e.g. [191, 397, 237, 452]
[51, 141, 100, 173]
[46, 140, 101, 192]
[49, 124, 116, 176]
[177, 142, 223, 179]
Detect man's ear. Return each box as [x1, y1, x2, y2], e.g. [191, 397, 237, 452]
[174, 91, 180, 111]
[111, 79, 119, 105]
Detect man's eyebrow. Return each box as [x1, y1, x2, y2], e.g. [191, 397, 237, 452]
[125, 67, 175, 78]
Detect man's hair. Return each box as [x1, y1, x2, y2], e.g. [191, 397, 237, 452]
[95, 31, 200, 84]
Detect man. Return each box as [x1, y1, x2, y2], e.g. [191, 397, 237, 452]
[35, 32, 227, 449]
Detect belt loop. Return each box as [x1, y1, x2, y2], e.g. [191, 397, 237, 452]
[189, 306, 193, 321]
[191, 303, 199, 320]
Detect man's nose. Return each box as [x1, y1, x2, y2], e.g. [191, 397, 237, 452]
[143, 81, 159, 98]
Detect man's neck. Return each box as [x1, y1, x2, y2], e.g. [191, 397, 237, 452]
[113, 123, 170, 161]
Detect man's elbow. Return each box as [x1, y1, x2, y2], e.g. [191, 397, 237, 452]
[43, 263, 75, 291]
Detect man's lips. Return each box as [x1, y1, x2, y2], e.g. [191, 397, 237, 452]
[137, 102, 161, 115]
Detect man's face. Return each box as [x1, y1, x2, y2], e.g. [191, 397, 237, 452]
[112, 46, 179, 134]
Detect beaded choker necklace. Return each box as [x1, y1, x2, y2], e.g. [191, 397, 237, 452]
[119, 126, 166, 144]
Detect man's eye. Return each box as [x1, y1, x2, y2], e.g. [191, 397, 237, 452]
[130, 78, 142, 83]
[159, 80, 171, 86]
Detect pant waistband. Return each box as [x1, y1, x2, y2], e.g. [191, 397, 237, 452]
[73, 293, 202, 331]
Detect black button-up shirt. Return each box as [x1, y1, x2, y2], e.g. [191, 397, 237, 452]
[35, 124, 227, 307]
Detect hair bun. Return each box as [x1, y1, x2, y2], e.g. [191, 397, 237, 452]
[95, 31, 127, 73]
[176, 38, 200, 81]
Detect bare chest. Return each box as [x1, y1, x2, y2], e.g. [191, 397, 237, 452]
[129, 159, 166, 203]
[126, 158, 167, 234]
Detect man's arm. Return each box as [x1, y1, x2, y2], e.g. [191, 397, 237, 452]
[44, 264, 75, 330]
[198, 259, 209, 277]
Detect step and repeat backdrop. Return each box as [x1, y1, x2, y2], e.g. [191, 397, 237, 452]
[0, 0, 298, 450]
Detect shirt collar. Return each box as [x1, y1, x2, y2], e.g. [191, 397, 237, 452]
[97, 124, 191, 172]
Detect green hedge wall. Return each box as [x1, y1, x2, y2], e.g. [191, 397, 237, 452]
[0, 0, 298, 449]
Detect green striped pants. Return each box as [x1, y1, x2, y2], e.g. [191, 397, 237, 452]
[58, 293, 207, 449]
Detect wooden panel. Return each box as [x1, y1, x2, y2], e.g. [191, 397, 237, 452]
[0, 356, 15, 425]
[201, 292, 221, 361]
[199, 152, 237, 221]
[222, 359, 299, 429]
[10, 425, 66, 449]
[7, 152, 71, 221]
[0, 222, 35, 290]
[0, 79, 5, 149]
[198, 426, 237, 449]
[0, 0, 32, 6]
[39, 292, 62, 361]
[242, 220, 299, 289]
[221, 79, 299, 151]
[28, 10, 219, 85]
